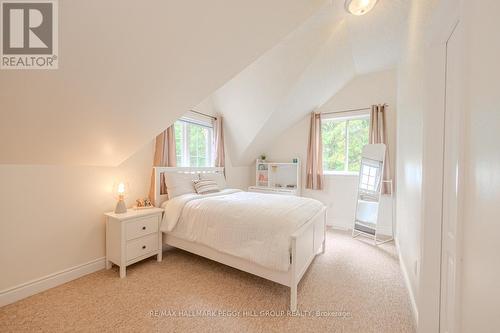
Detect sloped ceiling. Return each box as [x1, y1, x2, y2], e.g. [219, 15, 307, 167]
[212, 6, 350, 166]
[0, 0, 328, 166]
[230, 20, 357, 165]
[343, 0, 410, 73]
[210, 0, 410, 166]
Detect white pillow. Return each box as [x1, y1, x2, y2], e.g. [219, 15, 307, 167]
[193, 179, 220, 195]
[200, 172, 227, 189]
[164, 172, 198, 198]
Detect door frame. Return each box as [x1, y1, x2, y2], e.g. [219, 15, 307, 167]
[439, 20, 464, 333]
[417, 1, 463, 332]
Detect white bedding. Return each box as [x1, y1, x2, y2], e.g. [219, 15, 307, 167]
[160, 189, 324, 271]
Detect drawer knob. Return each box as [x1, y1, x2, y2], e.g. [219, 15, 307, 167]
[142, 245, 146, 249]
[142, 226, 146, 230]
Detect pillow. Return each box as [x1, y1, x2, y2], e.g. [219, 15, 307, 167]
[164, 172, 198, 198]
[193, 179, 220, 195]
[199, 172, 227, 189]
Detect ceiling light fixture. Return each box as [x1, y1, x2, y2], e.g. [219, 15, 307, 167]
[345, 0, 378, 16]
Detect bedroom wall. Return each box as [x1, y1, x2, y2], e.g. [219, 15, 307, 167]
[0, 108, 249, 299]
[460, 0, 500, 330]
[264, 69, 397, 231]
[396, 0, 464, 328]
[0, 141, 154, 293]
[397, 2, 500, 331]
[394, 0, 430, 317]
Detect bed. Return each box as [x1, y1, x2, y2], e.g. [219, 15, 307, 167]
[153, 167, 326, 311]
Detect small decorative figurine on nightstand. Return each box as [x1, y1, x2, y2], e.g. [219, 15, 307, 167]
[134, 198, 154, 210]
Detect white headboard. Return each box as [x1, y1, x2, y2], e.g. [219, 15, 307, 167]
[153, 167, 224, 207]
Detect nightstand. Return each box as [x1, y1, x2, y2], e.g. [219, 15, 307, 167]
[105, 208, 164, 278]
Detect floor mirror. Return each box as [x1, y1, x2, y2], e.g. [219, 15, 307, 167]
[352, 144, 394, 245]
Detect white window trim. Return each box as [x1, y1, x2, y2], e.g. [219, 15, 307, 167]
[321, 110, 370, 121]
[321, 112, 370, 174]
[176, 117, 214, 167]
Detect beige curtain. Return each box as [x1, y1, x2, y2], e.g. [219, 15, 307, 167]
[148, 125, 176, 204]
[213, 116, 225, 168]
[306, 112, 323, 190]
[369, 104, 391, 194]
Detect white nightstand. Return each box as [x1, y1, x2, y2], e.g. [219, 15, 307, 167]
[105, 208, 164, 278]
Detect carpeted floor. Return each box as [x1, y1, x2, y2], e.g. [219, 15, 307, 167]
[0, 230, 415, 332]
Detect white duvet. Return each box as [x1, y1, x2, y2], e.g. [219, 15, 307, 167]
[161, 189, 324, 271]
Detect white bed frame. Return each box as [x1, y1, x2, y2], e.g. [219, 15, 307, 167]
[153, 167, 326, 311]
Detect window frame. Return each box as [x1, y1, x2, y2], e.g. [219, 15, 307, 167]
[321, 112, 370, 176]
[175, 117, 214, 168]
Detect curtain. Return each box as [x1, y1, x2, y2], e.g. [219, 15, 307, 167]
[213, 116, 225, 168]
[306, 112, 323, 190]
[148, 125, 176, 204]
[369, 104, 391, 194]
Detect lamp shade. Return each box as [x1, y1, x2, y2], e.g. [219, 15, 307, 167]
[112, 181, 129, 199]
[113, 181, 129, 214]
[117, 182, 126, 195]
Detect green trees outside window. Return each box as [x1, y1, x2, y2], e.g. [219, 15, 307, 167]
[322, 116, 369, 173]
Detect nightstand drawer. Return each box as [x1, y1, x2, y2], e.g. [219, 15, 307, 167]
[126, 215, 159, 241]
[126, 233, 158, 262]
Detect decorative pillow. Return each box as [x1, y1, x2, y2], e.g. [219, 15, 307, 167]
[199, 172, 227, 189]
[164, 173, 198, 199]
[193, 179, 220, 195]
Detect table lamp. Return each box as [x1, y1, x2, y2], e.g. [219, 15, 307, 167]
[114, 182, 128, 214]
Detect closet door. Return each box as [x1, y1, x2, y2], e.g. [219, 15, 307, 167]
[440, 21, 463, 333]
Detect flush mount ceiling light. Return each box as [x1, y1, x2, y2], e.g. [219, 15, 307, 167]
[345, 0, 378, 16]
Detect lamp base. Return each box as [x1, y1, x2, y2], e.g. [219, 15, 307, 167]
[114, 199, 127, 214]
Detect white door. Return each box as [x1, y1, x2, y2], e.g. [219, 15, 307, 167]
[440, 21, 463, 333]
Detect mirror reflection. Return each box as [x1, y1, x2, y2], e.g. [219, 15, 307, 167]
[353, 144, 386, 238]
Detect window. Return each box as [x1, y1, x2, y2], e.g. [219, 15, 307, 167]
[174, 118, 213, 167]
[322, 114, 369, 173]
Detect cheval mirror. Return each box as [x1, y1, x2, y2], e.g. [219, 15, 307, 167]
[352, 144, 393, 245]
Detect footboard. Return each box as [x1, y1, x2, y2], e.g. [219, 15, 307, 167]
[289, 207, 327, 311]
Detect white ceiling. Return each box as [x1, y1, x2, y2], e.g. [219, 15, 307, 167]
[210, 0, 410, 165]
[0, 0, 410, 167]
[341, 0, 410, 73]
[0, 0, 328, 166]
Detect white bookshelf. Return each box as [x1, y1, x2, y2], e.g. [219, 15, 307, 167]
[248, 159, 301, 196]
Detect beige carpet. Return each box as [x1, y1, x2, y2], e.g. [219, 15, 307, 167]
[0, 230, 415, 332]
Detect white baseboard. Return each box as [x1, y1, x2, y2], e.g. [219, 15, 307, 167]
[327, 224, 349, 231]
[395, 238, 419, 324]
[0, 257, 105, 307]
[328, 222, 393, 236]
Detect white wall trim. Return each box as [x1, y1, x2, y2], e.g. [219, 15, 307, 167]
[0, 257, 105, 307]
[395, 238, 419, 324]
[327, 223, 349, 231]
[328, 223, 393, 236]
